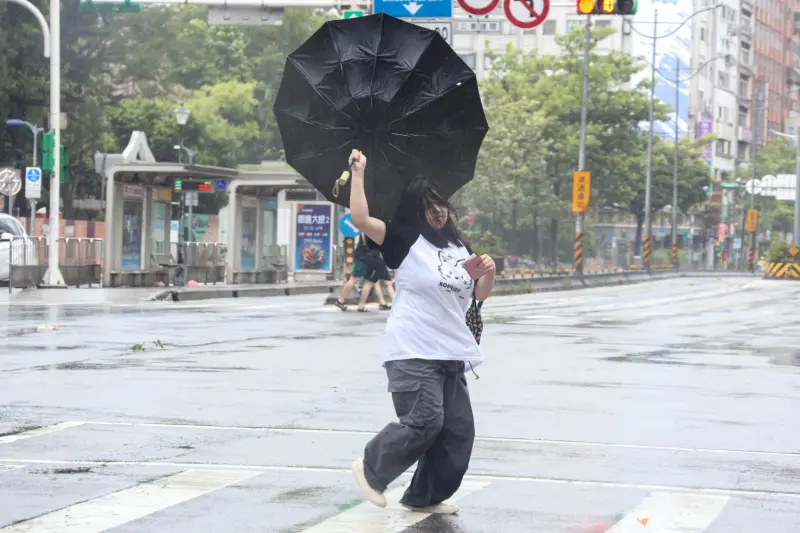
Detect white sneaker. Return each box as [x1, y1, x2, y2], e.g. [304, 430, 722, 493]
[351, 458, 387, 508]
[402, 501, 460, 514]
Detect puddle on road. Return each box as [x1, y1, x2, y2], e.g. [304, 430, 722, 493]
[5, 344, 89, 352]
[270, 486, 333, 503]
[605, 350, 745, 370]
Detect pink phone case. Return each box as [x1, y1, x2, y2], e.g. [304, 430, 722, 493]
[463, 254, 482, 280]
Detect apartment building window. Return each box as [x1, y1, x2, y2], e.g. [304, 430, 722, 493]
[459, 53, 476, 70]
[700, 27, 706, 41]
[717, 71, 730, 89]
[716, 139, 733, 157]
[595, 20, 611, 28]
[721, 38, 730, 51]
[567, 20, 582, 30]
[542, 20, 556, 35]
[739, 105, 750, 127]
[739, 74, 750, 98]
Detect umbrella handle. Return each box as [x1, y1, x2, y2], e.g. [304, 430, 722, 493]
[332, 170, 351, 198]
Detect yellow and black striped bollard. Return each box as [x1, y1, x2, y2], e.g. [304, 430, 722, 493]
[671, 242, 678, 269]
[643, 236, 651, 270]
[574, 232, 583, 276]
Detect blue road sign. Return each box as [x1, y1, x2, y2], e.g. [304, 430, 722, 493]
[338, 213, 360, 238]
[215, 179, 226, 191]
[374, 0, 451, 18]
[26, 168, 41, 182]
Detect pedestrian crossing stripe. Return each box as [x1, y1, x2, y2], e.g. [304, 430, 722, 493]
[0, 469, 261, 532]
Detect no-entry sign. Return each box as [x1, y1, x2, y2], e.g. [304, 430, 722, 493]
[456, 0, 549, 29]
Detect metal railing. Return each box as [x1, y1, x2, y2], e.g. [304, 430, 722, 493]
[6, 236, 103, 290]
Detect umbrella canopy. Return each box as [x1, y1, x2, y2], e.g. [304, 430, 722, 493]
[273, 13, 489, 221]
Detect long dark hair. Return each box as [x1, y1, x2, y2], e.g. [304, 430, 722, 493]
[392, 178, 464, 249]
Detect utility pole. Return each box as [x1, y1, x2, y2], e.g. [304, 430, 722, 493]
[643, 8, 657, 271]
[574, 15, 591, 279]
[44, 0, 65, 286]
[672, 57, 680, 270]
[749, 79, 763, 272]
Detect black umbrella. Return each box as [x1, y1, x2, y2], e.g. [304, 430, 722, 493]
[273, 13, 489, 221]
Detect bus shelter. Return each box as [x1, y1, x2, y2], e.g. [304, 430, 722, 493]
[100, 131, 325, 288]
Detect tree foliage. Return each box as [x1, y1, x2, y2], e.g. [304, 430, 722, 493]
[1, 3, 327, 216]
[462, 25, 690, 262]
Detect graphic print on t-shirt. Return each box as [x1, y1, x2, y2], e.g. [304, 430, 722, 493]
[437, 250, 474, 299]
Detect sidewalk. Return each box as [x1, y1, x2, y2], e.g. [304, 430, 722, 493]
[0, 280, 341, 305]
[149, 280, 341, 302]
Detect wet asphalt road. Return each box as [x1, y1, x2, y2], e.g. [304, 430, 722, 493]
[0, 277, 799, 532]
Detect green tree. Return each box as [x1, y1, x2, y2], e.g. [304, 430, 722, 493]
[626, 136, 711, 251]
[462, 25, 662, 263]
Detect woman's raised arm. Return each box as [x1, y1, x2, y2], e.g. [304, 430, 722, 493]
[348, 149, 387, 245]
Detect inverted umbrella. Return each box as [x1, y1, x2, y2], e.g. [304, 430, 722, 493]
[273, 13, 489, 221]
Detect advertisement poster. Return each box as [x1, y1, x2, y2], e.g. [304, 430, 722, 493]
[294, 203, 332, 272]
[631, 0, 693, 139]
[696, 113, 714, 160]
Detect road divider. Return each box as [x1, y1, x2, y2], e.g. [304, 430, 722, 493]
[148, 269, 754, 303]
[326, 268, 756, 306]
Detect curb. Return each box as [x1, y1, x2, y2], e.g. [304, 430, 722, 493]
[149, 283, 338, 302]
[324, 269, 756, 306]
[147, 270, 756, 303]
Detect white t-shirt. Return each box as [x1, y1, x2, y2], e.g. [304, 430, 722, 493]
[373, 223, 483, 365]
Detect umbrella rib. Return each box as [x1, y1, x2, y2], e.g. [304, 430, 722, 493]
[387, 79, 478, 127]
[274, 108, 355, 132]
[287, 56, 358, 124]
[327, 22, 364, 119]
[374, 29, 437, 125]
[292, 135, 360, 161]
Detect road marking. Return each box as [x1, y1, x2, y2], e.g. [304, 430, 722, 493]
[0, 458, 797, 500]
[79, 421, 800, 459]
[0, 422, 85, 445]
[0, 464, 22, 472]
[300, 480, 489, 533]
[606, 492, 730, 532]
[0, 469, 261, 533]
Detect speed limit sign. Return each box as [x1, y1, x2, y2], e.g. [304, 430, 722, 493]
[404, 19, 453, 45]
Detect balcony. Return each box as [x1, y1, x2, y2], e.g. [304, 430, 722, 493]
[738, 126, 753, 142]
[739, 49, 752, 69]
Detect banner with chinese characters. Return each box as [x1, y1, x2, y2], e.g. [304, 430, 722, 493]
[294, 202, 333, 272]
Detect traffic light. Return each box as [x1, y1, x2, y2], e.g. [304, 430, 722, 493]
[60, 144, 70, 184]
[41, 129, 55, 172]
[577, 0, 637, 15]
[343, 237, 355, 266]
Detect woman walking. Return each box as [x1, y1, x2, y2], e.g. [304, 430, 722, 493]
[335, 235, 391, 312]
[347, 149, 496, 514]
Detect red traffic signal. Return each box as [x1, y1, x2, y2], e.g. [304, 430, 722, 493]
[576, 0, 637, 14]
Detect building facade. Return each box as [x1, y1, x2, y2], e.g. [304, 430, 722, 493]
[753, 0, 800, 136]
[450, 1, 632, 78]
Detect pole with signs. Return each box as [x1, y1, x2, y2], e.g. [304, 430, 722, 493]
[746, 208, 758, 272]
[572, 171, 591, 274]
[573, 16, 591, 278]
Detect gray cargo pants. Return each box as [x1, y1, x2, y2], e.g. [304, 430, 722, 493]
[362, 358, 475, 509]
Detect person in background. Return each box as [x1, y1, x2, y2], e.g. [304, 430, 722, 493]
[335, 235, 391, 312]
[335, 235, 369, 311]
[346, 149, 496, 515]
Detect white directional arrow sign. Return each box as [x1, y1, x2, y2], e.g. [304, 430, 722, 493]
[404, 2, 422, 14]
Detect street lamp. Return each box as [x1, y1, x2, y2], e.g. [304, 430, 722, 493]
[629, 4, 722, 270]
[173, 103, 191, 287]
[6, 119, 43, 232]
